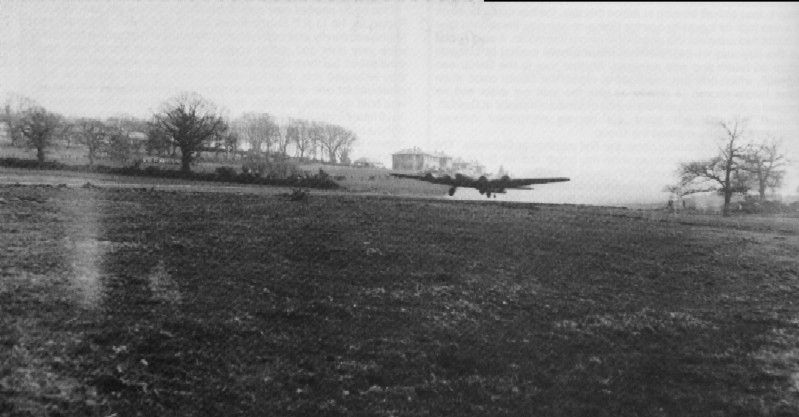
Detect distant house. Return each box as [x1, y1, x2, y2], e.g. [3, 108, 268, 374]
[433, 151, 453, 171]
[452, 158, 485, 177]
[129, 131, 147, 142]
[392, 147, 445, 172]
[127, 131, 148, 156]
[391, 147, 488, 176]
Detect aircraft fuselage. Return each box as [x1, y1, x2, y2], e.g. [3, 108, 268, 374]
[394, 172, 567, 199]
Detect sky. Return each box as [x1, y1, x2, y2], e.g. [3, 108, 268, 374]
[1, 1, 798, 205]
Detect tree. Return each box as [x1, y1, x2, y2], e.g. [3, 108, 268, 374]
[308, 121, 325, 161]
[320, 123, 357, 164]
[152, 93, 227, 173]
[105, 127, 136, 166]
[2, 94, 37, 146]
[743, 137, 787, 201]
[73, 118, 109, 166]
[218, 129, 239, 160]
[289, 119, 313, 159]
[105, 116, 148, 165]
[17, 106, 63, 163]
[1, 105, 20, 146]
[232, 113, 278, 155]
[145, 122, 173, 156]
[339, 148, 351, 165]
[677, 118, 750, 216]
[663, 183, 691, 203]
[274, 119, 292, 156]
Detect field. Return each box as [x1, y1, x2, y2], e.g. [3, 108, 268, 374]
[0, 143, 447, 198]
[1, 181, 799, 416]
[296, 164, 448, 197]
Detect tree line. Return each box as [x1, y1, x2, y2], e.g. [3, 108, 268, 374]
[229, 112, 356, 166]
[1, 92, 358, 174]
[668, 118, 788, 216]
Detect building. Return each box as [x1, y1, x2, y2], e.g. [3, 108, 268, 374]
[452, 158, 485, 177]
[433, 151, 453, 171]
[392, 148, 450, 172]
[392, 147, 488, 176]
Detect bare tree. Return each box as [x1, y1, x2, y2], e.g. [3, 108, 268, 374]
[2, 94, 38, 146]
[73, 118, 109, 166]
[274, 119, 291, 156]
[339, 148, 351, 165]
[152, 93, 228, 173]
[290, 120, 311, 160]
[308, 121, 325, 161]
[17, 106, 63, 163]
[146, 122, 173, 156]
[286, 119, 311, 159]
[678, 118, 750, 216]
[1, 105, 19, 145]
[59, 120, 75, 149]
[106, 128, 137, 165]
[743, 137, 787, 201]
[320, 123, 357, 164]
[232, 113, 278, 155]
[218, 129, 239, 160]
[105, 116, 148, 165]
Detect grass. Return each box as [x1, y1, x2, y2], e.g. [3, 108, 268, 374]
[1, 184, 798, 416]
[295, 164, 448, 197]
[0, 143, 448, 198]
[0, 157, 339, 191]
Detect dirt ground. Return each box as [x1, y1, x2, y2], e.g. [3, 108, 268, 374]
[1, 182, 798, 416]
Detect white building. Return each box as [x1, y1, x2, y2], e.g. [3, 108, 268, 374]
[392, 148, 450, 172]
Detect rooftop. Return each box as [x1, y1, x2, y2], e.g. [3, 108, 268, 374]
[393, 147, 451, 158]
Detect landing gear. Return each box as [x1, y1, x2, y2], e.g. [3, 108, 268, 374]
[486, 191, 492, 198]
[448, 187, 457, 196]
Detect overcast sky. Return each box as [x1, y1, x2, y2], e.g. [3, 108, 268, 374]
[2, 1, 797, 204]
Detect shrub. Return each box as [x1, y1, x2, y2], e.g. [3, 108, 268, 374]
[738, 196, 798, 215]
[0, 157, 340, 189]
[215, 166, 237, 180]
[287, 188, 309, 201]
[143, 165, 162, 176]
[0, 157, 65, 170]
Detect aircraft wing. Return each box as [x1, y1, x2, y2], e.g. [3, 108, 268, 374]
[390, 173, 431, 181]
[502, 177, 570, 188]
[392, 172, 569, 198]
[391, 173, 570, 188]
[390, 173, 461, 186]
